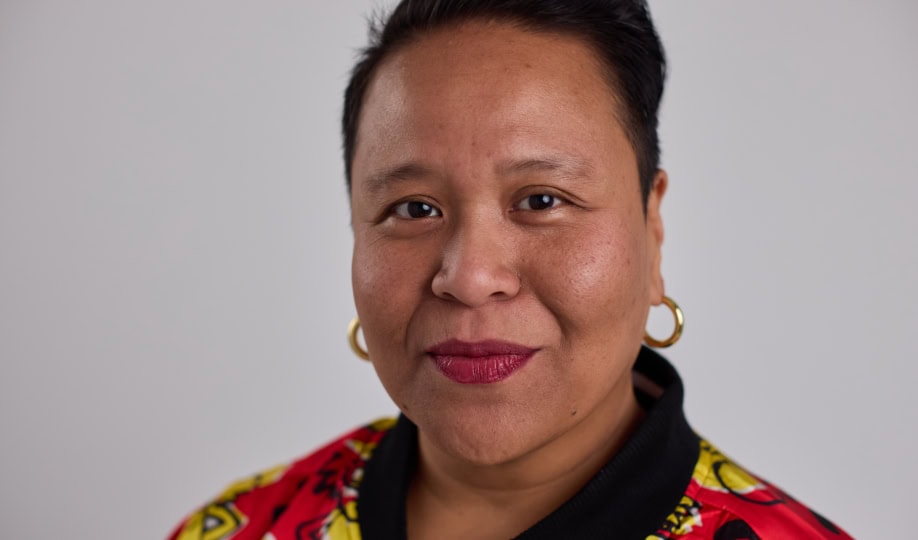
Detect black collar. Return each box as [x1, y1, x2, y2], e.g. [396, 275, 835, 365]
[358, 347, 699, 539]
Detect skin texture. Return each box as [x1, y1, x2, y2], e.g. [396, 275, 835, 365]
[350, 21, 668, 539]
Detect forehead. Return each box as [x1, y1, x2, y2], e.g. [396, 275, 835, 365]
[374, 20, 619, 114]
[352, 21, 633, 183]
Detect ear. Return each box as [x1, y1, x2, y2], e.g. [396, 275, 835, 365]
[646, 169, 668, 306]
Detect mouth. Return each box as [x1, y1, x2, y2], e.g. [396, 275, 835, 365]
[425, 339, 538, 384]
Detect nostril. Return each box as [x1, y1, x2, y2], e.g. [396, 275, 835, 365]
[431, 263, 520, 307]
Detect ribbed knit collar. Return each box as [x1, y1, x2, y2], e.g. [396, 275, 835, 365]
[359, 347, 699, 540]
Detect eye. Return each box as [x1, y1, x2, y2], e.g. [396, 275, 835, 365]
[516, 194, 562, 211]
[391, 200, 442, 219]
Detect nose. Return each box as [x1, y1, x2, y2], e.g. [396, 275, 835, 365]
[431, 220, 521, 307]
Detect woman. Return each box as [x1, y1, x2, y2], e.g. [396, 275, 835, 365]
[170, 1, 852, 538]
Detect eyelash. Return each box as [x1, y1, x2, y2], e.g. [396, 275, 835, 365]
[390, 200, 442, 219]
[515, 194, 564, 211]
[387, 193, 567, 220]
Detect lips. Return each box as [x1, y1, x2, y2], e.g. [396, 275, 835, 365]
[426, 339, 537, 384]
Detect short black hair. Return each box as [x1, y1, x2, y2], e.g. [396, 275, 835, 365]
[342, 0, 666, 208]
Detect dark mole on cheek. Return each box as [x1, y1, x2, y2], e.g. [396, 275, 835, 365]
[570, 409, 577, 417]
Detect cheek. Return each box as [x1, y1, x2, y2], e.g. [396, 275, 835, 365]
[353, 236, 407, 322]
[533, 219, 648, 332]
[352, 237, 412, 401]
[352, 234, 437, 351]
[352, 237, 385, 309]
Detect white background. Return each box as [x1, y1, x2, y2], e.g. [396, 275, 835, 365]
[1, 1, 915, 538]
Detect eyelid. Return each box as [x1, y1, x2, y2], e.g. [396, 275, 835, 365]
[388, 198, 443, 219]
[512, 190, 570, 211]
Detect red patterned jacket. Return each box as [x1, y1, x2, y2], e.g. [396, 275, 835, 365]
[169, 349, 852, 540]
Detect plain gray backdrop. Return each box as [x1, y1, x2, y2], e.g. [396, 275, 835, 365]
[1, 1, 916, 538]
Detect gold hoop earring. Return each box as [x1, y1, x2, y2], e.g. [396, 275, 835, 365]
[348, 317, 370, 360]
[644, 296, 684, 348]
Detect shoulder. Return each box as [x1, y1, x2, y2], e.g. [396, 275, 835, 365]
[649, 439, 852, 540]
[167, 418, 397, 540]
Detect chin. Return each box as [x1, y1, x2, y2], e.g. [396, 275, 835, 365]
[414, 400, 560, 467]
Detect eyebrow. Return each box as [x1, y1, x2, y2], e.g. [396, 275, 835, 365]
[496, 157, 593, 179]
[363, 156, 593, 193]
[364, 163, 438, 194]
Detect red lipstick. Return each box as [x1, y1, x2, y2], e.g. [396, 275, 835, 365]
[426, 339, 537, 384]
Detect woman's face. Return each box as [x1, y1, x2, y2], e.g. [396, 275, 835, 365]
[350, 22, 667, 466]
